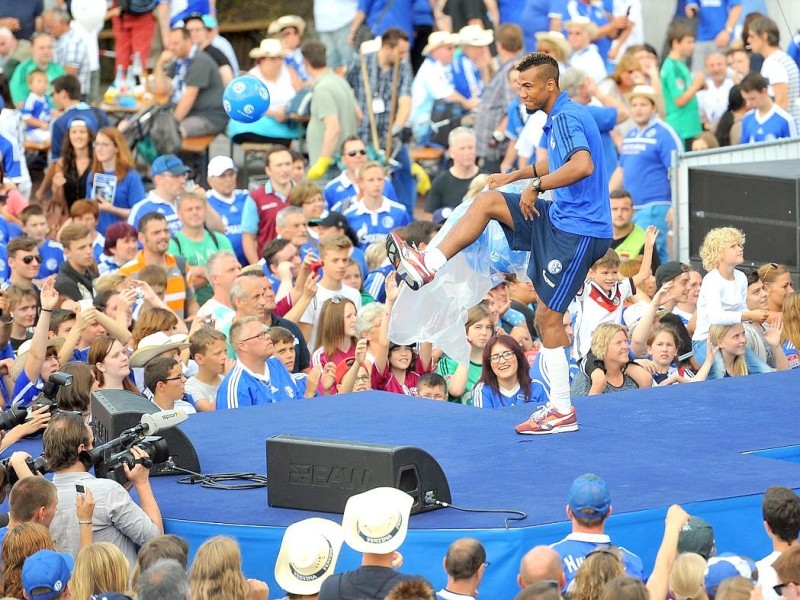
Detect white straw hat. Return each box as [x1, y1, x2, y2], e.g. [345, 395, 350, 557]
[341, 487, 413, 554]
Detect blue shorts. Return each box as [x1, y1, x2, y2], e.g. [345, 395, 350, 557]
[499, 193, 611, 313]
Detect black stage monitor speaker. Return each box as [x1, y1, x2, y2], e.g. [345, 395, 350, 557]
[91, 390, 201, 476]
[266, 434, 452, 515]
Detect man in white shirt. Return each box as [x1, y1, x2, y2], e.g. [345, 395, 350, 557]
[566, 17, 607, 81]
[757, 487, 800, 600]
[410, 31, 479, 143]
[697, 52, 734, 131]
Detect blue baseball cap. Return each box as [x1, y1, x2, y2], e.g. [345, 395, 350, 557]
[568, 473, 611, 519]
[22, 549, 74, 600]
[151, 154, 191, 177]
[704, 555, 757, 599]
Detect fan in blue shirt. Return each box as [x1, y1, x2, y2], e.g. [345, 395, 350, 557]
[216, 318, 305, 409]
[739, 72, 799, 143]
[685, 0, 741, 44]
[86, 168, 147, 232]
[343, 163, 411, 249]
[24, 205, 65, 278]
[551, 474, 645, 590]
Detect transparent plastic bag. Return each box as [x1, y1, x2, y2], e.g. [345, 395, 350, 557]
[389, 188, 531, 367]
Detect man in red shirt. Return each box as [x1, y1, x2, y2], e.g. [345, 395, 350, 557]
[241, 146, 295, 264]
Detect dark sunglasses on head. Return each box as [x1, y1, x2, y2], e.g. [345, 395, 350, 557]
[346, 149, 367, 157]
[774, 583, 798, 596]
[22, 254, 42, 265]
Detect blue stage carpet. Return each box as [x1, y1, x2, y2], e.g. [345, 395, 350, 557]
[146, 370, 800, 598]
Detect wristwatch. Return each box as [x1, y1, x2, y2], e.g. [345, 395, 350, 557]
[531, 176, 544, 193]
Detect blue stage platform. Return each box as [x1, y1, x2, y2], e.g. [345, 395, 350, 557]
[5, 371, 800, 598]
[140, 369, 800, 598]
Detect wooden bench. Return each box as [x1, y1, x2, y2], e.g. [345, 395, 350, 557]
[409, 146, 444, 163]
[181, 135, 216, 155]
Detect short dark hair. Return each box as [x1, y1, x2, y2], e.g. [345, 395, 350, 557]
[9, 477, 57, 522]
[262, 238, 292, 266]
[301, 41, 327, 69]
[104, 222, 138, 254]
[21, 204, 45, 224]
[269, 325, 295, 346]
[7, 236, 38, 258]
[138, 211, 168, 234]
[444, 539, 486, 580]
[516, 52, 559, 87]
[609, 188, 632, 201]
[381, 27, 409, 48]
[170, 26, 191, 39]
[52, 74, 82, 99]
[402, 220, 440, 248]
[265, 145, 292, 168]
[497, 23, 524, 53]
[667, 22, 695, 47]
[341, 135, 364, 154]
[49, 309, 76, 334]
[763, 486, 800, 543]
[144, 356, 180, 394]
[43, 411, 92, 472]
[739, 72, 769, 93]
[418, 371, 446, 389]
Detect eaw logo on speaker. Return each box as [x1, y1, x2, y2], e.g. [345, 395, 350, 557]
[288, 464, 371, 490]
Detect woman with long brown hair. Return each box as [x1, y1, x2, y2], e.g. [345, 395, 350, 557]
[189, 536, 267, 600]
[36, 119, 94, 221]
[85, 126, 146, 231]
[89, 335, 140, 393]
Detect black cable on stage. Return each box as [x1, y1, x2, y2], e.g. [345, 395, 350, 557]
[172, 466, 268, 490]
[428, 498, 527, 529]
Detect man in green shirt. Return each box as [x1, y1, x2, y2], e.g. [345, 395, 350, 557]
[9, 33, 65, 106]
[168, 192, 233, 306]
[660, 22, 704, 150]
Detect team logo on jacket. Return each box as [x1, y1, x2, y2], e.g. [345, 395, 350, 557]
[547, 260, 562, 275]
[381, 216, 394, 229]
[285, 385, 295, 398]
[46, 258, 58, 272]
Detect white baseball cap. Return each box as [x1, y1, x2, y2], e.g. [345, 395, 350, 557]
[207, 156, 238, 178]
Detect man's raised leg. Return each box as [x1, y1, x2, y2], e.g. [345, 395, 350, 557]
[386, 190, 515, 289]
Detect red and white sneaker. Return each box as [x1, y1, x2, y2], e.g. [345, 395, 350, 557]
[515, 404, 579, 435]
[385, 232, 436, 290]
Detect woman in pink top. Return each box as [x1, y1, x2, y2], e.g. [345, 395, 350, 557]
[310, 296, 358, 394]
[371, 272, 433, 396]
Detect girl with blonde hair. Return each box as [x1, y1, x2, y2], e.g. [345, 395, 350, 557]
[571, 548, 626, 600]
[692, 227, 775, 377]
[70, 542, 131, 600]
[669, 553, 708, 600]
[189, 536, 266, 600]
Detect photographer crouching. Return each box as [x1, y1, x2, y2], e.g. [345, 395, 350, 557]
[44, 411, 163, 564]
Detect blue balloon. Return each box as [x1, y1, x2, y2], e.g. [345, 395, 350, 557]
[222, 76, 271, 124]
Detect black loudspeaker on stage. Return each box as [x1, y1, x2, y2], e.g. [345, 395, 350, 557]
[91, 390, 201, 476]
[266, 435, 452, 515]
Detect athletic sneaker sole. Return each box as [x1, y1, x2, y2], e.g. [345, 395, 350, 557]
[385, 233, 423, 291]
[516, 423, 580, 435]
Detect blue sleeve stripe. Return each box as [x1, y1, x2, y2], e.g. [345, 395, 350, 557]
[555, 115, 575, 156]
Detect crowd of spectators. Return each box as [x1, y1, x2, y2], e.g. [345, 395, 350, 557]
[0, 0, 798, 597]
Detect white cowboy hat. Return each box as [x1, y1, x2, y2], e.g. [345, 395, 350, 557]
[535, 30, 571, 60]
[267, 15, 306, 37]
[274, 518, 344, 596]
[249, 38, 287, 60]
[341, 487, 413, 554]
[422, 31, 461, 56]
[129, 331, 189, 368]
[565, 16, 599, 39]
[458, 25, 494, 47]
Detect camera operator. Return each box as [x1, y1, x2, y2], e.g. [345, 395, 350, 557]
[11, 278, 62, 409]
[44, 411, 163, 564]
[0, 405, 51, 454]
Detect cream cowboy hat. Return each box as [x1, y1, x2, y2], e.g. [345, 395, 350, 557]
[341, 487, 413, 554]
[274, 518, 344, 596]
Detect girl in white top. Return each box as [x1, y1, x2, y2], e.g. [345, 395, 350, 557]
[692, 227, 784, 378]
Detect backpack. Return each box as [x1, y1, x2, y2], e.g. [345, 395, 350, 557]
[121, 103, 182, 164]
[286, 88, 312, 125]
[118, 0, 158, 14]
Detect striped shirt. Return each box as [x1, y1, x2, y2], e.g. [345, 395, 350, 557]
[761, 50, 800, 129]
[119, 252, 188, 318]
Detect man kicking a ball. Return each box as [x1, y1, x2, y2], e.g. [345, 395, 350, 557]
[386, 52, 612, 434]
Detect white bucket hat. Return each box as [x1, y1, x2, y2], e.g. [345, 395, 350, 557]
[341, 487, 414, 554]
[422, 31, 461, 56]
[274, 518, 344, 596]
[129, 331, 189, 368]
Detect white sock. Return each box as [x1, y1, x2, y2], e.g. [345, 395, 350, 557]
[540, 346, 572, 413]
[424, 247, 447, 272]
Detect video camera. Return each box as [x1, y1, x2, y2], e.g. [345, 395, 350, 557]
[0, 372, 73, 431]
[86, 410, 188, 485]
[0, 453, 49, 503]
